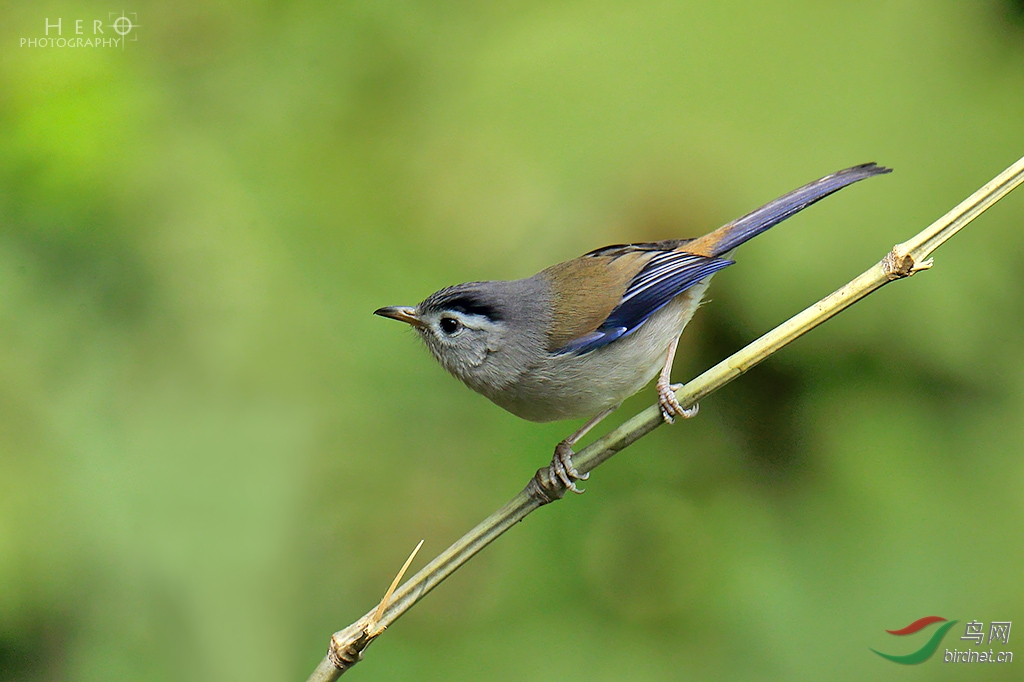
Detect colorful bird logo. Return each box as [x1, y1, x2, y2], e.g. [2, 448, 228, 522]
[871, 616, 958, 664]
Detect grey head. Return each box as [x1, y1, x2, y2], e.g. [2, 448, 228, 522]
[374, 278, 552, 399]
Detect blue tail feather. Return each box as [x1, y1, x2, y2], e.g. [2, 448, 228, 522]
[705, 163, 891, 257]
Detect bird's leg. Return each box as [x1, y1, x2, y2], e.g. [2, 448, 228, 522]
[657, 336, 698, 424]
[550, 406, 617, 494]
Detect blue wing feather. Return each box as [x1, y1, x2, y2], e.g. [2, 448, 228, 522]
[553, 163, 891, 355]
[556, 251, 732, 355]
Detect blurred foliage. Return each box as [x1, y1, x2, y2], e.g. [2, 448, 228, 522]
[1, 1, 1023, 680]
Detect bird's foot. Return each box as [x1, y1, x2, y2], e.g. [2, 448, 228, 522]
[549, 440, 589, 494]
[658, 381, 699, 424]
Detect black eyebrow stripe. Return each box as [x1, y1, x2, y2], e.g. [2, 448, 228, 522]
[432, 291, 502, 321]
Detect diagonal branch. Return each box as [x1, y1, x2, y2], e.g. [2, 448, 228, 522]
[305, 155, 1024, 682]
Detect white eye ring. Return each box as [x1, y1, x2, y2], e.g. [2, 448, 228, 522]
[439, 317, 462, 335]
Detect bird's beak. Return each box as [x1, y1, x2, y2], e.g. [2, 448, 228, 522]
[374, 305, 426, 328]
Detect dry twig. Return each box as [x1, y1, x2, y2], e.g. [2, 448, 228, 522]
[305, 155, 1024, 682]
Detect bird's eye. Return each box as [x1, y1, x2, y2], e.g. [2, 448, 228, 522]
[439, 317, 462, 335]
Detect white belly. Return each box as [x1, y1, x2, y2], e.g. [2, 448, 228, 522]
[488, 280, 711, 422]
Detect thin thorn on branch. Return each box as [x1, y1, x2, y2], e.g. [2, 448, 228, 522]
[326, 540, 425, 671]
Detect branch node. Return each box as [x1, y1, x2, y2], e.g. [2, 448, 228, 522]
[526, 466, 565, 505]
[328, 621, 374, 671]
[882, 245, 932, 280]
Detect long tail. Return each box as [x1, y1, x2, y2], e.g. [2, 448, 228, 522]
[685, 163, 891, 258]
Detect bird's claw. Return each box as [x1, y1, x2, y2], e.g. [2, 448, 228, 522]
[550, 441, 589, 494]
[658, 382, 698, 424]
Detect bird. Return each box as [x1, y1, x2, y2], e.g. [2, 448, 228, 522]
[375, 163, 890, 493]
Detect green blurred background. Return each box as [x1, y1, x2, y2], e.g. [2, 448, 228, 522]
[2, 1, 1024, 680]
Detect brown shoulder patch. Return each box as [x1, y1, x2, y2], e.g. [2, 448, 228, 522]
[539, 251, 653, 352]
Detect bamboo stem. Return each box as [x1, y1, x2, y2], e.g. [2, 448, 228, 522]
[306, 155, 1024, 682]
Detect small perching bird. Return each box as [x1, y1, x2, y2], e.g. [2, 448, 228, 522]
[376, 163, 890, 492]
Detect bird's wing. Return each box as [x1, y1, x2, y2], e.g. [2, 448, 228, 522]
[547, 164, 891, 354]
[551, 249, 732, 355]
